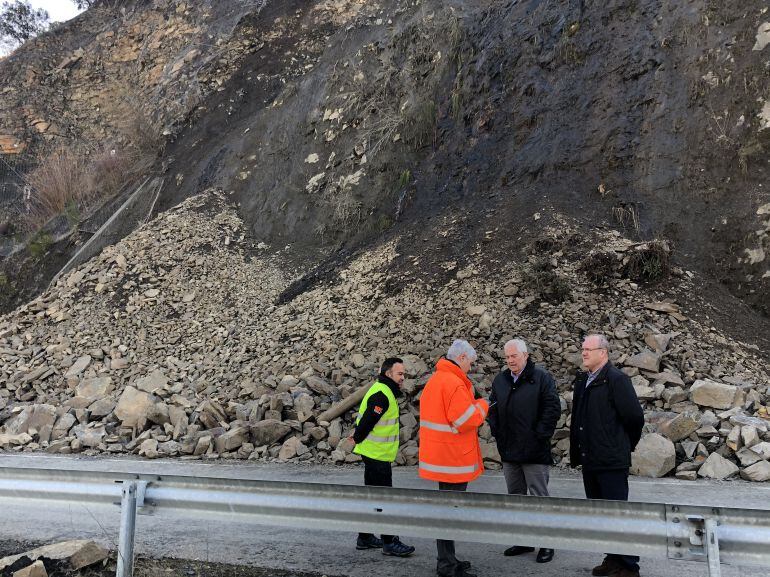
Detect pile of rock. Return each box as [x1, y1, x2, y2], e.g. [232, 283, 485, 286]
[0, 190, 768, 481]
[0, 540, 107, 577]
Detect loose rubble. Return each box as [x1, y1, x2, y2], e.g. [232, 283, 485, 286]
[0, 190, 768, 482]
[0, 540, 108, 576]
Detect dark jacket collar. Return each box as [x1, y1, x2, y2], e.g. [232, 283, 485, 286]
[506, 358, 535, 385]
[578, 362, 612, 387]
[378, 373, 403, 398]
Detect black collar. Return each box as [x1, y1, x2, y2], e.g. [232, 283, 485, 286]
[506, 358, 534, 385]
[378, 373, 404, 398]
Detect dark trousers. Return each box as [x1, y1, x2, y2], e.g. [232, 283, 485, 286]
[582, 468, 640, 571]
[436, 481, 468, 575]
[359, 455, 394, 544]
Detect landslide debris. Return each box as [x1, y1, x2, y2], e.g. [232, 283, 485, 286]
[1, 190, 768, 482]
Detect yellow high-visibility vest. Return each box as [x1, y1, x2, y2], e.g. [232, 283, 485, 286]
[353, 381, 400, 462]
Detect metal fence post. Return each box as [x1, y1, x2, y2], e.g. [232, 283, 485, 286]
[116, 481, 138, 577]
[705, 518, 721, 577]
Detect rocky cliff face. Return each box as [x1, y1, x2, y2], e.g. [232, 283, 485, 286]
[0, 0, 259, 149]
[1, 0, 768, 317]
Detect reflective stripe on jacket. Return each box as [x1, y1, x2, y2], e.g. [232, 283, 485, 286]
[353, 380, 400, 462]
[418, 358, 489, 483]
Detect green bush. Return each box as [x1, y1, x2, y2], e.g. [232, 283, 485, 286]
[28, 230, 52, 260]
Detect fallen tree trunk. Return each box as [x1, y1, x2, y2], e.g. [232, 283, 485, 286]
[317, 382, 372, 423]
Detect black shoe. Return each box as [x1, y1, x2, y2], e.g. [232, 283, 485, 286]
[503, 545, 535, 556]
[536, 548, 554, 563]
[356, 535, 383, 550]
[436, 564, 474, 577]
[382, 537, 415, 557]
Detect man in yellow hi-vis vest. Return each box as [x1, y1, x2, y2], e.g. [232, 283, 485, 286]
[352, 357, 415, 557]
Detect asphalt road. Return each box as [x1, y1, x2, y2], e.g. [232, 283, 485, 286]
[1, 453, 769, 577]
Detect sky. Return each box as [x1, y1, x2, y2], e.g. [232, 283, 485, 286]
[29, 0, 83, 23]
[0, 1, 84, 55]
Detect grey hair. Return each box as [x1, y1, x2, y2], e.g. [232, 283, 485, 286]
[447, 339, 477, 361]
[504, 339, 528, 354]
[586, 334, 610, 350]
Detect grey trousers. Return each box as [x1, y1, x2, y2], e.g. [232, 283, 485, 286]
[436, 481, 468, 575]
[502, 462, 550, 497]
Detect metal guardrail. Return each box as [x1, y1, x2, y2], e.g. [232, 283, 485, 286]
[2, 465, 770, 577]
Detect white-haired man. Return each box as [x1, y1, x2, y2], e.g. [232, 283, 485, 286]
[570, 334, 644, 577]
[488, 338, 560, 563]
[419, 339, 489, 577]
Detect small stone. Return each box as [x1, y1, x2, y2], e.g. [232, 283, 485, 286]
[64, 355, 92, 378]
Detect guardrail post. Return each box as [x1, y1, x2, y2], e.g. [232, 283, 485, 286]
[116, 481, 138, 577]
[704, 518, 721, 577]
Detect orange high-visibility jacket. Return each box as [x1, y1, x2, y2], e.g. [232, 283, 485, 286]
[418, 358, 489, 483]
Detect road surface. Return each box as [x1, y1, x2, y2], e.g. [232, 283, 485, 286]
[1, 453, 769, 577]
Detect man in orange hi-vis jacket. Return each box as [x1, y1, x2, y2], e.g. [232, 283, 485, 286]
[419, 339, 489, 577]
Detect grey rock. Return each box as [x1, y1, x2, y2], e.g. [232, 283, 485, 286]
[250, 419, 292, 446]
[697, 453, 739, 479]
[625, 350, 661, 372]
[740, 460, 770, 482]
[631, 433, 675, 477]
[690, 380, 737, 410]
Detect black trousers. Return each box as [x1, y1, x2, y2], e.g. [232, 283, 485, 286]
[582, 468, 640, 571]
[359, 455, 394, 544]
[436, 481, 468, 575]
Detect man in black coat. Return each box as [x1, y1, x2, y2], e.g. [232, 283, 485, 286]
[488, 338, 560, 564]
[570, 334, 645, 577]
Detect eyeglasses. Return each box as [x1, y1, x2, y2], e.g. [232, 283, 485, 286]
[581, 347, 606, 352]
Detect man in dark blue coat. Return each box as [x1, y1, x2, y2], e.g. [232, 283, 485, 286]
[488, 338, 560, 564]
[570, 334, 645, 577]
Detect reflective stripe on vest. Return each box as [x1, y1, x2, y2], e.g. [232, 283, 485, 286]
[420, 420, 458, 434]
[452, 404, 478, 428]
[419, 461, 479, 475]
[353, 381, 400, 462]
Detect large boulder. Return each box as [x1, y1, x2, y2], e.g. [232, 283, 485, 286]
[624, 350, 661, 372]
[250, 419, 292, 446]
[114, 386, 166, 429]
[75, 377, 113, 401]
[658, 413, 700, 442]
[214, 426, 249, 453]
[480, 441, 501, 464]
[278, 436, 308, 461]
[71, 424, 106, 448]
[689, 380, 737, 410]
[304, 376, 338, 396]
[0, 540, 107, 573]
[2, 404, 57, 442]
[631, 433, 676, 477]
[134, 370, 168, 394]
[293, 393, 315, 422]
[697, 453, 739, 479]
[740, 460, 770, 482]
